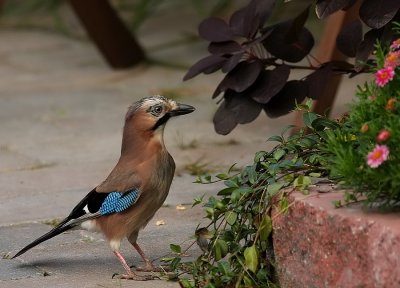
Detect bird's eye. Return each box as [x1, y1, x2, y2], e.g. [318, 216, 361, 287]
[151, 105, 163, 116]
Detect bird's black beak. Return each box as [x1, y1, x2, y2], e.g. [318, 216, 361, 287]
[169, 103, 195, 117]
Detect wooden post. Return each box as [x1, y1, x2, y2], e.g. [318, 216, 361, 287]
[69, 0, 146, 69]
[292, 3, 360, 129]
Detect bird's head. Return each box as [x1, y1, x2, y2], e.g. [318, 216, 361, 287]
[125, 95, 195, 133]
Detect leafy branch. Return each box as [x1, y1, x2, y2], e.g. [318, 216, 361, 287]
[183, 0, 400, 134]
[162, 101, 342, 287]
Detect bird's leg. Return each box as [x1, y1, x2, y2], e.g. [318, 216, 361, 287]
[113, 251, 157, 280]
[132, 243, 170, 272]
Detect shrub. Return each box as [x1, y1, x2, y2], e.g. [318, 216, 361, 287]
[325, 27, 400, 207]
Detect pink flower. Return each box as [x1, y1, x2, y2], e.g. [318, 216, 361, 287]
[384, 51, 400, 68]
[367, 144, 389, 168]
[375, 67, 395, 87]
[377, 129, 391, 142]
[390, 38, 400, 51]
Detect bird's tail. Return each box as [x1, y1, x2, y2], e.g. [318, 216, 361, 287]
[12, 222, 75, 259]
[12, 212, 100, 259]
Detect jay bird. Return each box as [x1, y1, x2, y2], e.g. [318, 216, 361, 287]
[13, 95, 195, 280]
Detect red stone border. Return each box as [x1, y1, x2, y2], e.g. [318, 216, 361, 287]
[272, 190, 400, 287]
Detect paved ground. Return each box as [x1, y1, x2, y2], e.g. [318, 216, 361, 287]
[0, 5, 372, 287]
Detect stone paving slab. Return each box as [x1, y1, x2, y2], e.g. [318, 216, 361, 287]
[1, 206, 203, 287]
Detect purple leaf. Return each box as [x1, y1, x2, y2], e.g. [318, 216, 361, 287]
[222, 53, 243, 73]
[315, 0, 355, 19]
[264, 80, 308, 118]
[208, 41, 242, 55]
[249, 65, 291, 104]
[304, 63, 333, 100]
[199, 17, 233, 42]
[213, 60, 263, 98]
[359, 0, 400, 29]
[244, 0, 275, 38]
[336, 20, 363, 57]
[286, 6, 311, 43]
[262, 7, 314, 62]
[254, 0, 275, 27]
[263, 22, 314, 62]
[229, 8, 247, 37]
[355, 29, 381, 71]
[224, 90, 262, 124]
[213, 101, 238, 135]
[229, 0, 275, 38]
[183, 55, 227, 81]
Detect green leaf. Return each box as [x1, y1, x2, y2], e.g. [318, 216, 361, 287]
[311, 118, 340, 131]
[217, 187, 236, 196]
[333, 200, 342, 208]
[230, 187, 253, 203]
[217, 261, 231, 276]
[243, 275, 254, 286]
[299, 137, 316, 148]
[303, 112, 318, 129]
[192, 194, 204, 207]
[273, 148, 286, 161]
[309, 172, 321, 177]
[256, 268, 268, 282]
[170, 244, 182, 254]
[179, 278, 194, 288]
[280, 196, 289, 213]
[225, 211, 238, 226]
[213, 239, 228, 261]
[205, 207, 214, 218]
[224, 179, 239, 188]
[170, 257, 181, 271]
[231, 189, 241, 203]
[244, 166, 258, 184]
[259, 215, 272, 241]
[296, 98, 313, 111]
[267, 135, 284, 143]
[216, 173, 228, 180]
[194, 176, 202, 183]
[268, 182, 284, 196]
[244, 245, 258, 273]
[254, 151, 266, 162]
[296, 103, 310, 111]
[305, 98, 313, 109]
[308, 154, 321, 164]
[293, 175, 312, 191]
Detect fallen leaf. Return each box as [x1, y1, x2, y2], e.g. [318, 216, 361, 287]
[156, 219, 166, 226]
[176, 204, 186, 211]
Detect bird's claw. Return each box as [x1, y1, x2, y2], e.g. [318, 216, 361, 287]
[112, 272, 159, 281]
[131, 263, 171, 273]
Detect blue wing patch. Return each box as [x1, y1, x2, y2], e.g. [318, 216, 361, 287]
[99, 189, 140, 215]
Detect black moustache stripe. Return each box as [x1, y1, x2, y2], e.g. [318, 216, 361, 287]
[152, 114, 171, 130]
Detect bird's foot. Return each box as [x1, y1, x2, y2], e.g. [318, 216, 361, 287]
[132, 263, 171, 273]
[112, 272, 159, 281]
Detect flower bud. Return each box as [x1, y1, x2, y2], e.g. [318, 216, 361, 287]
[377, 129, 391, 142]
[361, 123, 369, 133]
[386, 98, 396, 111]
